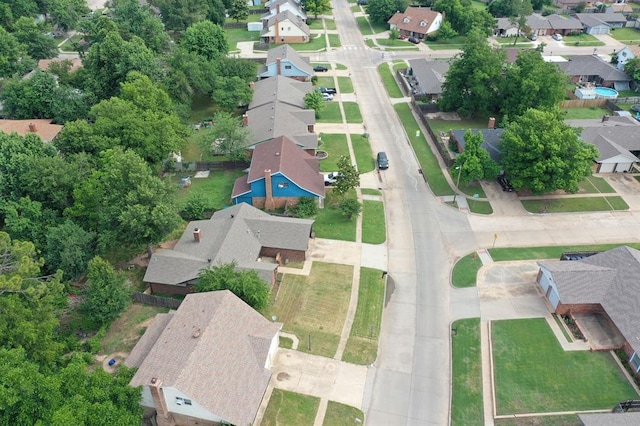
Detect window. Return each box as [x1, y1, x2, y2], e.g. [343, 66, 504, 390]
[175, 397, 192, 406]
[403, 17, 410, 23]
[622, 52, 627, 57]
[277, 182, 289, 189]
[631, 353, 640, 372]
[285, 65, 292, 69]
[420, 21, 427, 27]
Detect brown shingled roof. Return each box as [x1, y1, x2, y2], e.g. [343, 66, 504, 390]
[0, 119, 63, 142]
[387, 7, 442, 36]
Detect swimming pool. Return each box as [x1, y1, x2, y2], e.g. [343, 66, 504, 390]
[595, 87, 619, 99]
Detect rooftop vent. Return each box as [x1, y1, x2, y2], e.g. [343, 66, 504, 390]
[193, 228, 201, 242]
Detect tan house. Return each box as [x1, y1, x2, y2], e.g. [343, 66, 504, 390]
[261, 10, 310, 44]
[0, 119, 63, 143]
[387, 7, 443, 40]
[125, 290, 282, 426]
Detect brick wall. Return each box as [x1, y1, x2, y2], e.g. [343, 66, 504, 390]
[252, 196, 302, 209]
[150, 282, 194, 296]
[260, 247, 306, 262]
[555, 302, 603, 315]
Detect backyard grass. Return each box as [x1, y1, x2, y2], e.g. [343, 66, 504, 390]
[317, 102, 343, 122]
[343, 102, 363, 123]
[579, 176, 615, 194]
[101, 304, 169, 355]
[361, 188, 382, 196]
[352, 134, 376, 173]
[169, 170, 244, 210]
[224, 27, 260, 51]
[451, 252, 484, 288]
[493, 415, 581, 426]
[328, 34, 341, 48]
[563, 33, 605, 47]
[58, 34, 84, 52]
[188, 94, 220, 124]
[492, 318, 638, 414]
[561, 107, 609, 119]
[313, 189, 358, 241]
[395, 103, 454, 196]
[181, 133, 204, 162]
[377, 63, 404, 98]
[467, 198, 493, 215]
[337, 76, 354, 93]
[290, 34, 327, 51]
[451, 318, 483, 426]
[342, 267, 385, 365]
[266, 262, 353, 357]
[262, 389, 320, 426]
[361, 200, 386, 244]
[318, 133, 349, 171]
[427, 118, 491, 136]
[521, 196, 628, 213]
[608, 27, 640, 43]
[323, 401, 365, 426]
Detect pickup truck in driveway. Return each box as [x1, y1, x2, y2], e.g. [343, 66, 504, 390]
[316, 86, 337, 95]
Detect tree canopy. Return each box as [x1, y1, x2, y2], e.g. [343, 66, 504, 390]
[197, 111, 250, 160]
[195, 262, 270, 310]
[433, 0, 496, 35]
[180, 20, 228, 61]
[366, 0, 408, 24]
[82, 256, 131, 324]
[500, 108, 599, 194]
[454, 130, 500, 184]
[334, 155, 361, 196]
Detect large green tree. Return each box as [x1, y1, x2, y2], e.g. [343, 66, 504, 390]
[197, 111, 250, 160]
[624, 58, 640, 85]
[82, 256, 131, 324]
[180, 20, 228, 61]
[433, 0, 496, 35]
[67, 147, 181, 254]
[211, 75, 253, 110]
[454, 130, 499, 184]
[0, 26, 35, 77]
[112, 0, 169, 52]
[195, 262, 270, 310]
[499, 49, 566, 122]
[153, 0, 225, 30]
[45, 220, 96, 280]
[11, 16, 58, 59]
[500, 108, 599, 194]
[334, 155, 361, 196]
[228, 0, 249, 22]
[439, 27, 505, 117]
[304, 90, 325, 118]
[488, 0, 532, 17]
[46, 0, 89, 31]
[366, 0, 408, 24]
[303, 0, 333, 20]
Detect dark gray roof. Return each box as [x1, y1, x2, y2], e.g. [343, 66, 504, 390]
[144, 203, 313, 285]
[407, 59, 450, 95]
[526, 14, 551, 30]
[249, 75, 311, 109]
[495, 17, 517, 30]
[573, 13, 612, 28]
[547, 13, 583, 30]
[128, 291, 282, 426]
[539, 246, 640, 356]
[451, 129, 505, 164]
[589, 135, 638, 162]
[557, 55, 631, 82]
[261, 44, 312, 77]
[570, 117, 640, 153]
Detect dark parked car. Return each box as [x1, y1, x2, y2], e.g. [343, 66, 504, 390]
[631, 104, 640, 113]
[356, 0, 368, 4]
[377, 152, 389, 170]
[316, 86, 337, 95]
[313, 65, 328, 72]
[408, 36, 420, 44]
[497, 174, 514, 192]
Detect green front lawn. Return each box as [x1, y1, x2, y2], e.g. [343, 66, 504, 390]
[352, 134, 376, 174]
[361, 188, 381, 195]
[225, 27, 260, 51]
[451, 252, 484, 288]
[289, 34, 327, 51]
[579, 176, 615, 194]
[493, 318, 638, 414]
[378, 63, 404, 98]
[494, 415, 580, 425]
[361, 200, 386, 244]
[489, 243, 640, 262]
[262, 389, 320, 426]
[466, 198, 493, 215]
[356, 16, 374, 36]
[424, 35, 467, 50]
[459, 180, 487, 198]
[328, 34, 341, 48]
[337, 77, 354, 94]
[609, 27, 640, 43]
[395, 103, 454, 196]
[451, 318, 483, 426]
[314, 190, 358, 241]
[343, 102, 363, 123]
[169, 170, 244, 210]
[342, 267, 385, 365]
[58, 34, 84, 52]
[307, 18, 325, 30]
[318, 133, 349, 172]
[563, 33, 605, 47]
[521, 196, 628, 213]
[314, 76, 335, 88]
[317, 102, 343, 122]
[561, 107, 609, 119]
[427, 118, 492, 136]
[323, 401, 365, 426]
[266, 262, 352, 357]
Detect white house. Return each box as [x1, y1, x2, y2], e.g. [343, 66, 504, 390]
[387, 7, 443, 40]
[262, 0, 306, 22]
[261, 10, 310, 44]
[616, 45, 640, 71]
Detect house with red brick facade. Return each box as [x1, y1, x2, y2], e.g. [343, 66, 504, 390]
[537, 246, 640, 375]
[143, 202, 314, 295]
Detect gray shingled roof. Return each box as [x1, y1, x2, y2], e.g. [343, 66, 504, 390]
[261, 10, 310, 36]
[495, 17, 517, 31]
[526, 14, 551, 30]
[573, 13, 612, 28]
[578, 412, 640, 425]
[126, 313, 174, 368]
[265, 44, 312, 75]
[589, 135, 638, 162]
[452, 129, 505, 164]
[249, 75, 311, 109]
[557, 55, 631, 82]
[539, 246, 640, 356]
[407, 59, 450, 96]
[127, 291, 282, 426]
[547, 14, 583, 30]
[570, 117, 640, 154]
[246, 101, 318, 149]
[144, 203, 314, 285]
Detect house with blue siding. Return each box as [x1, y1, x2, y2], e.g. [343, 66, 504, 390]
[258, 45, 313, 81]
[232, 135, 324, 209]
[537, 246, 640, 376]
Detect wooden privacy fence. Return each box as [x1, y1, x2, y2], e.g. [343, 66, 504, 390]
[559, 99, 608, 108]
[133, 292, 182, 309]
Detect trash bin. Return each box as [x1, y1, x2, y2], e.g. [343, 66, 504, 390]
[108, 358, 116, 366]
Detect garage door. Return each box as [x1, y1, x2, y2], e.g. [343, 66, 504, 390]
[598, 162, 615, 173]
[547, 286, 560, 309]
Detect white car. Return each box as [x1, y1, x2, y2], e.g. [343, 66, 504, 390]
[552, 34, 563, 41]
[324, 171, 339, 186]
[322, 92, 333, 101]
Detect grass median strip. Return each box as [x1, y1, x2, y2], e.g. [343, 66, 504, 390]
[451, 318, 483, 426]
[451, 253, 484, 288]
[361, 200, 386, 244]
[521, 196, 628, 213]
[352, 134, 375, 173]
[377, 63, 404, 98]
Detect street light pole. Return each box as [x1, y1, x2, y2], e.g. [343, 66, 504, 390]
[453, 166, 462, 203]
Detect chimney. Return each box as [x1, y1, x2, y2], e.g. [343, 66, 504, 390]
[602, 114, 610, 122]
[193, 228, 201, 242]
[242, 114, 248, 126]
[277, 3, 280, 13]
[274, 18, 280, 44]
[276, 57, 282, 76]
[264, 169, 275, 211]
[149, 378, 170, 420]
[487, 117, 496, 129]
[28, 122, 37, 132]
